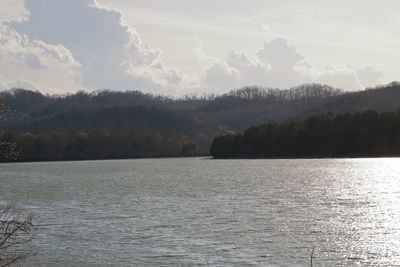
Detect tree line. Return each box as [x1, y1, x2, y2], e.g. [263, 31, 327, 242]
[1, 82, 400, 162]
[211, 110, 400, 158]
[3, 126, 209, 162]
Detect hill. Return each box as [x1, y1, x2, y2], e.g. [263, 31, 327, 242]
[1, 82, 400, 161]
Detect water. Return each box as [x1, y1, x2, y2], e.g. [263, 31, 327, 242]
[1, 158, 400, 266]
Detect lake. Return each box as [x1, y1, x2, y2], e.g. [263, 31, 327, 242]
[1, 157, 400, 266]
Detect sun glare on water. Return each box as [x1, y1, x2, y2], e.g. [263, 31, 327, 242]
[342, 158, 400, 263]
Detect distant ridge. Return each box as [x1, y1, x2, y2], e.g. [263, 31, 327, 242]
[1, 82, 400, 161]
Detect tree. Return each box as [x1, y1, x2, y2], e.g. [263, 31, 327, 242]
[210, 110, 400, 158]
[0, 95, 17, 161]
[0, 208, 34, 267]
[0, 95, 34, 266]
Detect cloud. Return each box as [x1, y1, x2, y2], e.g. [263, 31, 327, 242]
[0, 0, 27, 22]
[198, 38, 311, 90]
[0, 77, 51, 93]
[0, 24, 81, 92]
[0, 1, 388, 94]
[25, 54, 45, 70]
[316, 65, 361, 90]
[226, 51, 268, 84]
[5, 0, 184, 93]
[198, 38, 385, 92]
[257, 38, 303, 69]
[203, 61, 240, 89]
[0, 24, 78, 68]
[314, 65, 386, 91]
[256, 38, 310, 88]
[356, 66, 385, 88]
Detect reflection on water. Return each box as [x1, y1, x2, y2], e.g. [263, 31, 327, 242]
[1, 158, 400, 266]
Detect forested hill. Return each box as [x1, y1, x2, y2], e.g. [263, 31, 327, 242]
[1, 82, 400, 161]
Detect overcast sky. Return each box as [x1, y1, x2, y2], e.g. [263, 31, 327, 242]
[0, 0, 396, 95]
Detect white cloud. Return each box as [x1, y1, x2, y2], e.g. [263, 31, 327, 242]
[0, 0, 390, 95]
[4, 0, 184, 93]
[203, 62, 240, 89]
[356, 66, 385, 89]
[225, 51, 268, 86]
[314, 65, 386, 91]
[316, 65, 361, 91]
[257, 38, 303, 69]
[0, 24, 81, 92]
[99, 0, 400, 90]
[256, 38, 310, 88]
[0, 77, 51, 93]
[0, 0, 27, 22]
[198, 38, 311, 90]
[198, 38, 385, 92]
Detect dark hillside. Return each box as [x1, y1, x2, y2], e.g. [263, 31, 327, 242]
[1, 82, 400, 161]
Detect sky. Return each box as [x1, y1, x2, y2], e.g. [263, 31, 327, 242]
[0, 0, 396, 95]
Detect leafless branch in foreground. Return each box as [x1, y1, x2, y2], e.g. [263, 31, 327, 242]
[310, 245, 315, 267]
[0, 207, 34, 267]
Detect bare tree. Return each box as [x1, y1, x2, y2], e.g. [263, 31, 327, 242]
[0, 94, 34, 266]
[0, 208, 34, 267]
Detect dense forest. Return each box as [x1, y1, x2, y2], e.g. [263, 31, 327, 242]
[211, 110, 400, 158]
[1, 82, 400, 162]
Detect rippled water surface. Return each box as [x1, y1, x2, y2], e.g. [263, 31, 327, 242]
[1, 158, 400, 266]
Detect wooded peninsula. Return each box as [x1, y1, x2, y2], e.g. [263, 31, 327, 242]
[211, 110, 400, 158]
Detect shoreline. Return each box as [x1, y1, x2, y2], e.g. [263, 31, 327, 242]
[211, 154, 400, 160]
[0, 155, 209, 164]
[3, 154, 400, 164]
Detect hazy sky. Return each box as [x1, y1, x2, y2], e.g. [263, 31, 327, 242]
[0, 0, 396, 94]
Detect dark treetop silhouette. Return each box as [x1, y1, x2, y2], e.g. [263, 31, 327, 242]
[211, 110, 400, 158]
